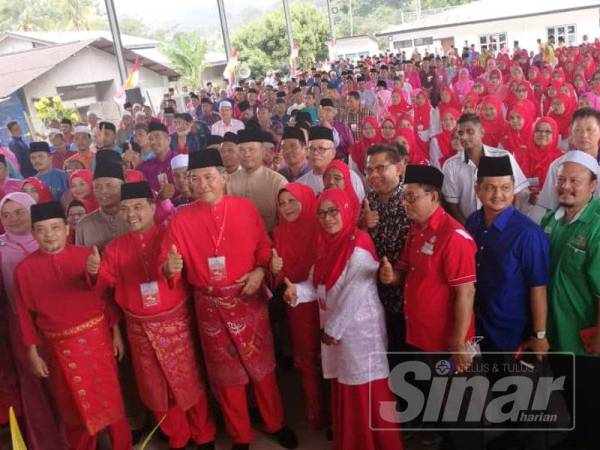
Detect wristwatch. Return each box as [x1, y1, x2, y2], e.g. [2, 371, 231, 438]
[534, 330, 546, 340]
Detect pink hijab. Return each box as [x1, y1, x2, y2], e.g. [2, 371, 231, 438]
[0, 192, 38, 306]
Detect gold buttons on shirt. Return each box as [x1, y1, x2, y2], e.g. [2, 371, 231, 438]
[73, 376, 82, 383]
[68, 362, 77, 369]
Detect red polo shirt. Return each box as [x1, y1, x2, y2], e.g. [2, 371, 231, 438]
[396, 207, 477, 352]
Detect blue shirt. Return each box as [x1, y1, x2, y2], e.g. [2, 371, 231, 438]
[465, 206, 550, 351]
[9, 136, 35, 177]
[36, 168, 68, 201]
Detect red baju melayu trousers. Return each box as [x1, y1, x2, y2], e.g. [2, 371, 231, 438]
[97, 224, 215, 448]
[14, 245, 131, 450]
[161, 196, 285, 444]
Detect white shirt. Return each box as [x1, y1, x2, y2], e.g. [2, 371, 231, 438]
[537, 153, 600, 212]
[295, 247, 389, 385]
[210, 119, 245, 137]
[442, 145, 529, 219]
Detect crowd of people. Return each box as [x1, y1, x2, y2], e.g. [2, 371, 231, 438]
[1, 34, 600, 450]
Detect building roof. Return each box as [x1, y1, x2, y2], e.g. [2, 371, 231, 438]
[326, 34, 379, 45]
[0, 31, 159, 48]
[377, 0, 600, 36]
[0, 38, 178, 98]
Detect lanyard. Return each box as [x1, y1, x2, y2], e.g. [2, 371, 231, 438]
[209, 201, 228, 256]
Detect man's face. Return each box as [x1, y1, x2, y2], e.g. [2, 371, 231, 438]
[93, 177, 122, 208]
[257, 107, 270, 123]
[401, 184, 436, 223]
[219, 142, 240, 171]
[33, 218, 68, 254]
[66, 205, 86, 229]
[458, 121, 484, 151]
[10, 123, 22, 136]
[366, 152, 404, 194]
[571, 117, 600, 153]
[134, 129, 149, 147]
[220, 106, 233, 121]
[318, 106, 336, 123]
[476, 176, 514, 213]
[347, 96, 360, 110]
[202, 102, 213, 114]
[101, 129, 116, 147]
[248, 92, 257, 104]
[119, 198, 155, 233]
[238, 142, 264, 172]
[172, 167, 189, 194]
[51, 134, 67, 151]
[122, 115, 133, 128]
[30, 151, 52, 172]
[187, 167, 227, 203]
[282, 138, 307, 168]
[556, 162, 598, 208]
[60, 123, 72, 135]
[148, 131, 171, 155]
[308, 139, 335, 171]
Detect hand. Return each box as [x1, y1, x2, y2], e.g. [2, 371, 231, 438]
[86, 246, 101, 275]
[282, 277, 297, 306]
[450, 342, 474, 373]
[164, 244, 183, 278]
[235, 267, 265, 296]
[28, 346, 49, 378]
[270, 248, 284, 275]
[158, 178, 176, 200]
[112, 325, 125, 361]
[321, 330, 339, 346]
[122, 149, 140, 169]
[378, 256, 395, 285]
[528, 189, 540, 206]
[522, 337, 550, 361]
[363, 199, 379, 229]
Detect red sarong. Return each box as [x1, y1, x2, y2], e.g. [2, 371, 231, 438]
[44, 315, 125, 435]
[193, 284, 276, 386]
[125, 301, 206, 413]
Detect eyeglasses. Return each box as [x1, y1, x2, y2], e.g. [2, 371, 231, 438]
[400, 191, 431, 204]
[309, 146, 334, 155]
[366, 164, 393, 176]
[534, 129, 553, 135]
[316, 207, 340, 219]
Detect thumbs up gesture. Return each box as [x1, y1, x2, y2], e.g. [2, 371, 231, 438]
[379, 256, 396, 285]
[86, 246, 101, 275]
[164, 244, 184, 278]
[270, 248, 284, 275]
[158, 176, 176, 200]
[282, 277, 298, 307]
[363, 198, 379, 229]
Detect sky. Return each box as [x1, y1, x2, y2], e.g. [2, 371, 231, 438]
[114, 0, 328, 32]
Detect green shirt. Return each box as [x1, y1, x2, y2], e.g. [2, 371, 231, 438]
[541, 198, 600, 355]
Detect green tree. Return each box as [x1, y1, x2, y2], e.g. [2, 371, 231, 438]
[160, 31, 207, 89]
[57, 0, 96, 30]
[232, 2, 329, 76]
[33, 96, 78, 125]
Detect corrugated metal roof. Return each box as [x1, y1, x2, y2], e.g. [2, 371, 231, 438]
[1, 31, 158, 48]
[377, 0, 600, 36]
[0, 38, 178, 98]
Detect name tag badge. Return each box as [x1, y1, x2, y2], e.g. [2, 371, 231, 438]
[208, 256, 227, 282]
[420, 242, 434, 255]
[528, 177, 540, 187]
[317, 284, 327, 311]
[140, 281, 161, 308]
[350, 123, 357, 131]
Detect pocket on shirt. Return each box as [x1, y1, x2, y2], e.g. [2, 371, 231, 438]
[563, 243, 587, 275]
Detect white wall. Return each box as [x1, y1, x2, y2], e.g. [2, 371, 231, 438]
[328, 38, 380, 60]
[388, 7, 600, 54]
[22, 45, 168, 129]
[0, 36, 35, 55]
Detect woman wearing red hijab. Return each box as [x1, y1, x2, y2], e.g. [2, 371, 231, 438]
[387, 89, 412, 122]
[20, 178, 53, 203]
[548, 93, 576, 151]
[283, 188, 403, 450]
[498, 104, 534, 157]
[479, 95, 507, 147]
[324, 160, 361, 223]
[523, 117, 563, 191]
[429, 107, 461, 170]
[349, 117, 381, 175]
[68, 169, 99, 212]
[397, 127, 429, 165]
[380, 116, 399, 144]
[271, 183, 327, 431]
[413, 88, 438, 144]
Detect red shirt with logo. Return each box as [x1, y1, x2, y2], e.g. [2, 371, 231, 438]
[396, 207, 477, 352]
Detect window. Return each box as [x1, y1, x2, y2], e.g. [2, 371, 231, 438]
[414, 37, 433, 46]
[479, 32, 507, 52]
[547, 24, 576, 45]
[393, 39, 413, 50]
